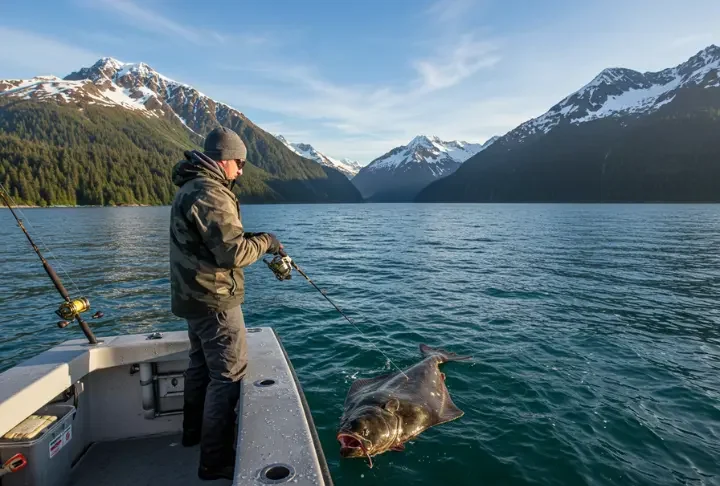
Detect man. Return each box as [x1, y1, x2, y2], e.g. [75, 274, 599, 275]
[169, 126, 282, 480]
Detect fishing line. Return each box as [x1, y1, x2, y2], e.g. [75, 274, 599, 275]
[266, 252, 409, 379]
[0, 182, 84, 296]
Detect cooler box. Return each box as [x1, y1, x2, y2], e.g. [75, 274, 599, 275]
[0, 404, 75, 486]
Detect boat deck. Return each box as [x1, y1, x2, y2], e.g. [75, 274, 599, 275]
[70, 434, 229, 486]
[0, 328, 332, 486]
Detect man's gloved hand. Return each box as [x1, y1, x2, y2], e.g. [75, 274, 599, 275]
[266, 233, 283, 254]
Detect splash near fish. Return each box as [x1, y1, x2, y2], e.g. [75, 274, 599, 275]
[337, 344, 471, 467]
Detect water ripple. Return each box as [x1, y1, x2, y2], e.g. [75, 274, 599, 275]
[1, 204, 719, 485]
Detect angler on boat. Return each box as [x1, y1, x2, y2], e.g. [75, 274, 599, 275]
[0, 129, 333, 485]
[170, 127, 284, 481]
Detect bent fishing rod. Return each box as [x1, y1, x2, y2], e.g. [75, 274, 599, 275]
[0, 188, 99, 345]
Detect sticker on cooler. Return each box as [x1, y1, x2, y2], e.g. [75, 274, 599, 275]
[49, 425, 72, 458]
[49, 436, 62, 458]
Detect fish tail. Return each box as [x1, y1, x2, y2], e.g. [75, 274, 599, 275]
[419, 344, 471, 363]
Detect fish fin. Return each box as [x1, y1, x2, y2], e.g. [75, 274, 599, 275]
[419, 344, 471, 363]
[346, 373, 396, 401]
[437, 393, 465, 424]
[391, 444, 405, 451]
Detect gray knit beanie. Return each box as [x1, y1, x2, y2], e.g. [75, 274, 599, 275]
[203, 127, 247, 161]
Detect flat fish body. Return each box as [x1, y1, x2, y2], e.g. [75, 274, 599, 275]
[340, 344, 470, 456]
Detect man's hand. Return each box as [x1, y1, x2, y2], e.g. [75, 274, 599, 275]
[266, 233, 283, 254]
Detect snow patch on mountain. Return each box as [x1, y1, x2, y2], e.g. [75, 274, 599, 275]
[570, 80, 681, 123]
[63, 57, 243, 132]
[367, 135, 490, 173]
[508, 45, 720, 143]
[0, 75, 160, 115]
[274, 135, 361, 178]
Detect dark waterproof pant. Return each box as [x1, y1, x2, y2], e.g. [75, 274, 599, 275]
[183, 306, 247, 468]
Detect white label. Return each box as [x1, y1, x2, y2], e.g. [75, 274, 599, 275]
[49, 425, 72, 458]
[49, 435, 63, 458]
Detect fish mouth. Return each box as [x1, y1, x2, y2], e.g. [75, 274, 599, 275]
[337, 432, 374, 468]
[337, 433, 364, 450]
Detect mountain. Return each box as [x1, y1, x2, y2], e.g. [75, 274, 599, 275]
[0, 58, 362, 205]
[352, 135, 497, 201]
[275, 135, 361, 178]
[418, 45, 720, 202]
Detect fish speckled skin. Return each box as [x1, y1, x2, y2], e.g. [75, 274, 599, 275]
[337, 345, 470, 465]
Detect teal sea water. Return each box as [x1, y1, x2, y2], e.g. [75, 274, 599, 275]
[1, 204, 719, 486]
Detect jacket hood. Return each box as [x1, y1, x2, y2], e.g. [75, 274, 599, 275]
[172, 150, 229, 187]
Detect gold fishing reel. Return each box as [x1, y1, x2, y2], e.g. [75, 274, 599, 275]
[56, 298, 90, 320]
[264, 254, 294, 281]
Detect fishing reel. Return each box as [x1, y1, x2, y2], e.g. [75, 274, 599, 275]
[264, 254, 294, 281]
[55, 298, 104, 328]
[56, 297, 90, 320]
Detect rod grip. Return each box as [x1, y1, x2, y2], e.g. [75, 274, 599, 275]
[75, 315, 98, 345]
[43, 261, 71, 300]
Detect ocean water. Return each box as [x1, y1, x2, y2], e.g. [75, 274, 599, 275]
[1, 204, 719, 486]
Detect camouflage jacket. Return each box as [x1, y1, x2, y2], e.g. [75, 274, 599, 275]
[170, 150, 273, 318]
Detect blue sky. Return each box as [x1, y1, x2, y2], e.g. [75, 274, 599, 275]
[1, 0, 719, 164]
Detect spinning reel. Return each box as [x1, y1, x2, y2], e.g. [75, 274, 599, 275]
[264, 253, 295, 281]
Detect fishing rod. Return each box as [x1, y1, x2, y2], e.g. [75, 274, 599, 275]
[0, 187, 99, 345]
[265, 250, 409, 379]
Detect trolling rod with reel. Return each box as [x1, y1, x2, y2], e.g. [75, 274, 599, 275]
[0, 188, 101, 345]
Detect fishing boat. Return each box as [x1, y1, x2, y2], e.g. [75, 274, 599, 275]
[0, 327, 333, 486]
[0, 191, 333, 485]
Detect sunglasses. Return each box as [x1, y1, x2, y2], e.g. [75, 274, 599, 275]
[236, 159, 247, 169]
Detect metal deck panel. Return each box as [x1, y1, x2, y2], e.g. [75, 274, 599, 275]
[69, 434, 230, 486]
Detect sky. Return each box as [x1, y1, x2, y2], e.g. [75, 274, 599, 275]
[1, 0, 719, 164]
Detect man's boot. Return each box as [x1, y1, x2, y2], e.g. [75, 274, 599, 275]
[198, 464, 235, 481]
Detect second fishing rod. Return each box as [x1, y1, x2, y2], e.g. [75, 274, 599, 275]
[0, 187, 101, 345]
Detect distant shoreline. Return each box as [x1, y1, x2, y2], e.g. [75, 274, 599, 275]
[0, 204, 156, 209]
[3, 201, 720, 209]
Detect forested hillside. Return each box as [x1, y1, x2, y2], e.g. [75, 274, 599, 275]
[0, 99, 351, 206]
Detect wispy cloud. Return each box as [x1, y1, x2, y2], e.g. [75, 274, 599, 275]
[91, 0, 274, 48]
[0, 27, 100, 78]
[413, 35, 500, 91]
[203, 37, 509, 161]
[93, 0, 205, 45]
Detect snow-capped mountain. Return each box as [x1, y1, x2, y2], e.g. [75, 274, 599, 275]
[275, 135, 361, 178]
[62, 57, 244, 138]
[366, 135, 492, 174]
[0, 58, 363, 203]
[1, 57, 246, 139]
[418, 45, 720, 203]
[503, 45, 720, 145]
[352, 135, 497, 201]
